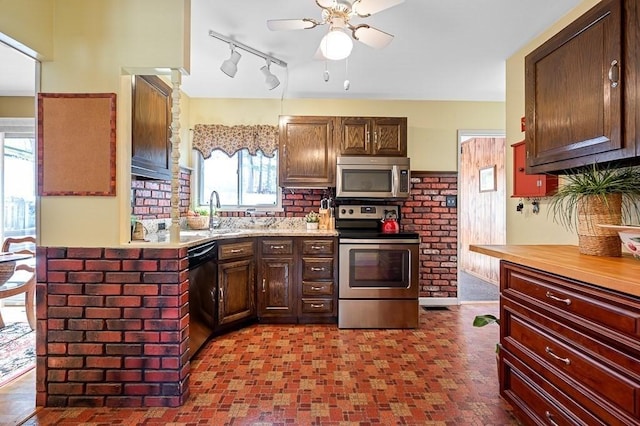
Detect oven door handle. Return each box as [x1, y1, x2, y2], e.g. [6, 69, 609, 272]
[339, 238, 420, 244]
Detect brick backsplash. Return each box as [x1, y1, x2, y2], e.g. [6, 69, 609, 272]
[36, 246, 190, 407]
[402, 172, 458, 298]
[131, 169, 191, 219]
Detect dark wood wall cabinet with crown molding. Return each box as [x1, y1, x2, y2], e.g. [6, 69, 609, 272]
[500, 261, 640, 425]
[338, 117, 407, 157]
[525, 0, 640, 174]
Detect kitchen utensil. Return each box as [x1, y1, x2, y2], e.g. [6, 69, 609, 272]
[381, 209, 400, 233]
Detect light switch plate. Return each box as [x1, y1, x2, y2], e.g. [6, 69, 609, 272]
[445, 195, 457, 208]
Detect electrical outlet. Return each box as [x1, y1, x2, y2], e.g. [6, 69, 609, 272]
[445, 195, 457, 208]
[157, 222, 166, 231]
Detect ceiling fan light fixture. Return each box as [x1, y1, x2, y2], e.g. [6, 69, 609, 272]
[260, 60, 280, 90]
[220, 45, 241, 77]
[320, 29, 353, 60]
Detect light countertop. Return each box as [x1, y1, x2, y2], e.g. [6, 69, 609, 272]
[470, 244, 640, 298]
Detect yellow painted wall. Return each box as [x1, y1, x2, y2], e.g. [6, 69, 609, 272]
[188, 98, 505, 172]
[1, 0, 191, 247]
[504, 0, 600, 245]
[0, 97, 35, 117]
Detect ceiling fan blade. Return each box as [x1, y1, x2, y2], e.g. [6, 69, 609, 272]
[316, 0, 335, 8]
[267, 18, 319, 31]
[352, 0, 404, 17]
[352, 25, 394, 49]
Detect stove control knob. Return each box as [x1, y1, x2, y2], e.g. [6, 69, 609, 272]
[340, 208, 346, 215]
[348, 209, 354, 215]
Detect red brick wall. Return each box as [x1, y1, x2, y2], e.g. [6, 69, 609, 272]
[132, 169, 191, 219]
[402, 171, 458, 298]
[36, 246, 190, 407]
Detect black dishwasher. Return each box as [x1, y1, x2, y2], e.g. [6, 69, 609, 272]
[188, 240, 217, 358]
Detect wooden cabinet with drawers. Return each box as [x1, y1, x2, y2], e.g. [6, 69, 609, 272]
[217, 240, 256, 329]
[258, 239, 297, 323]
[500, 261, 640, 425]
[257, 236, 337, 324]
[299, 238, 336, 323]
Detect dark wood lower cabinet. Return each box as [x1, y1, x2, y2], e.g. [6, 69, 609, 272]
[258, 257, 297, 323]
[500, 261, 640, 425]
[218, 259, 255, 327]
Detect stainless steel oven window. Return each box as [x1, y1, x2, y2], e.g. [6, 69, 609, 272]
[348, 248, 410, 288]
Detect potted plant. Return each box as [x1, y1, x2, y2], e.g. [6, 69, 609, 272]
[186, 207, 210, 230]
[305, 211, 320, 230]
[548, 163, 640, 257]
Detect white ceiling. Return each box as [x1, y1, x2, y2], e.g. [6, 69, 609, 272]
[1, 0, 582, 101]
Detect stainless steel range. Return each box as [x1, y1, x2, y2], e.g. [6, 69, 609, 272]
[336, 204, 420, 329]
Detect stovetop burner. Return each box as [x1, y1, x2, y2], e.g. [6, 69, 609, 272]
[338, 229, 420, 240]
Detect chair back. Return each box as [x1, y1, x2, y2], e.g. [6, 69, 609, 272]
[2, 236, 36, 257]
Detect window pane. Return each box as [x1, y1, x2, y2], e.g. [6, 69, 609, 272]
[201, 149, 278, 208]
[4, 137, 36, 237]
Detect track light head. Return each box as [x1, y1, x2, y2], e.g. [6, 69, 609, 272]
[220, 45, 241, 78]
[260, 60, 280, 90]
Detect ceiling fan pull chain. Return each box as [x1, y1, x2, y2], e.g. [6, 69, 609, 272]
[323, 60, 330, 82]
[344, 57, 350, 91]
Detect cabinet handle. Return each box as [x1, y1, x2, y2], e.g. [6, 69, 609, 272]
[219, 287, 224, 302]
[518, 167, 524, 172]
[311, 245, 325, 250]
[545, 346, 570, 365]
[545, 291, 571, 305]
[544, 411, 559, 426]
[374, 130, 378, 149]
[310, 267, 326, 272]
[310, 303, 324, 309]
[230, 249, 243, 254]
[609, 59, 620, 88]
[270, 245, 285, 249]
[311, 286, 323, 291]
[210, 288, 216, 303]
[262, 278, 266, 293]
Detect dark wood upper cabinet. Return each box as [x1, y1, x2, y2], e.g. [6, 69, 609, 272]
[524, 0, 640, 174]
[131, 75, 172, 180]
[338, 117, 407, 157]
[278, 115, 336, 188]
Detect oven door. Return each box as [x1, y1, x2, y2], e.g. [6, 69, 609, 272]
[338, 239, 419, 299]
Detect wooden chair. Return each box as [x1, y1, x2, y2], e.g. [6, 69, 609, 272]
[0, 236, 36, 330]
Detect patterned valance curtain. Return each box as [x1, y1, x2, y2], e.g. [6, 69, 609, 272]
[192, 124, 278, 159]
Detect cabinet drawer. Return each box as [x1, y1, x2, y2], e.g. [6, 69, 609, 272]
[301, 239, 334, 255]
[261, 239, 293, 255]
[302, 281, 334, 297]
[503, 351, 606, 426]
[506, 309, 640, 417]
[301, 298, 333, 314]
[219, 241, 255, 260]
[503, 263, 640, 338]
[302, 258, 333, 280]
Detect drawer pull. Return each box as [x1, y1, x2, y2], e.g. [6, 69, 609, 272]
[270, 245, 285, 249]
[230, 249, 244, 254]
[545, 347, 570, 365]
[311, 245, 325, 250]
[311, 286, 323, 291]
[544, 411, 559, 426]
[219, 287, 224, 302]
[310, 303, 324, 309]
[545, 291, 571, 305]
[262, 278, 266, 293]
[310, 267, 326, 272]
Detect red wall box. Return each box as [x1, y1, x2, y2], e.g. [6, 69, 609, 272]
[511, 141, 558, 197]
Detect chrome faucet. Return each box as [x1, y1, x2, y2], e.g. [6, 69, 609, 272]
[209, 190, 221, 230]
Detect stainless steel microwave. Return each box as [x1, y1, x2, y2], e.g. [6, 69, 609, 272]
[336, 156, 411, 199]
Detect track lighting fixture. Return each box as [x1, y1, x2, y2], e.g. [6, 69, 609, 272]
[220, 44, 241, 78]
[260, 59, 280, 90]
[209, 30, 287, 90]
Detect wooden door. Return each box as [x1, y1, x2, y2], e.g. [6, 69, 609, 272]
[372, 117, 407, 156]
[217, 259, 255, 327]
[459, 137, 506, 285]
[258, 257, 296, 320]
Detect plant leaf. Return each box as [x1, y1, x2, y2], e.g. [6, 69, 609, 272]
[473, 314, 499, 327]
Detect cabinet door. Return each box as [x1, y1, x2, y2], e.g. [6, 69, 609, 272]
[372, 117, 407, 156]
[525, 0, 626, 173]
[279, 116, 336, 187]
[217, 259, 255, 327]
[258, 257, 296, 320]
[339, 117, 371, 155]
[131, 75, 172, 180]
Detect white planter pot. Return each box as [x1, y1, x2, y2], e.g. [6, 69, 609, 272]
[306, 222, 319, 230]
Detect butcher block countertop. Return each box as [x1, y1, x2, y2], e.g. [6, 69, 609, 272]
[470, 244, 640, 298]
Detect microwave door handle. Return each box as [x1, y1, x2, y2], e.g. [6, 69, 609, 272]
[391, 165, 399, 197]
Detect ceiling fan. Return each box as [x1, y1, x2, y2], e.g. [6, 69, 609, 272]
[267, 0, 404, 61]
